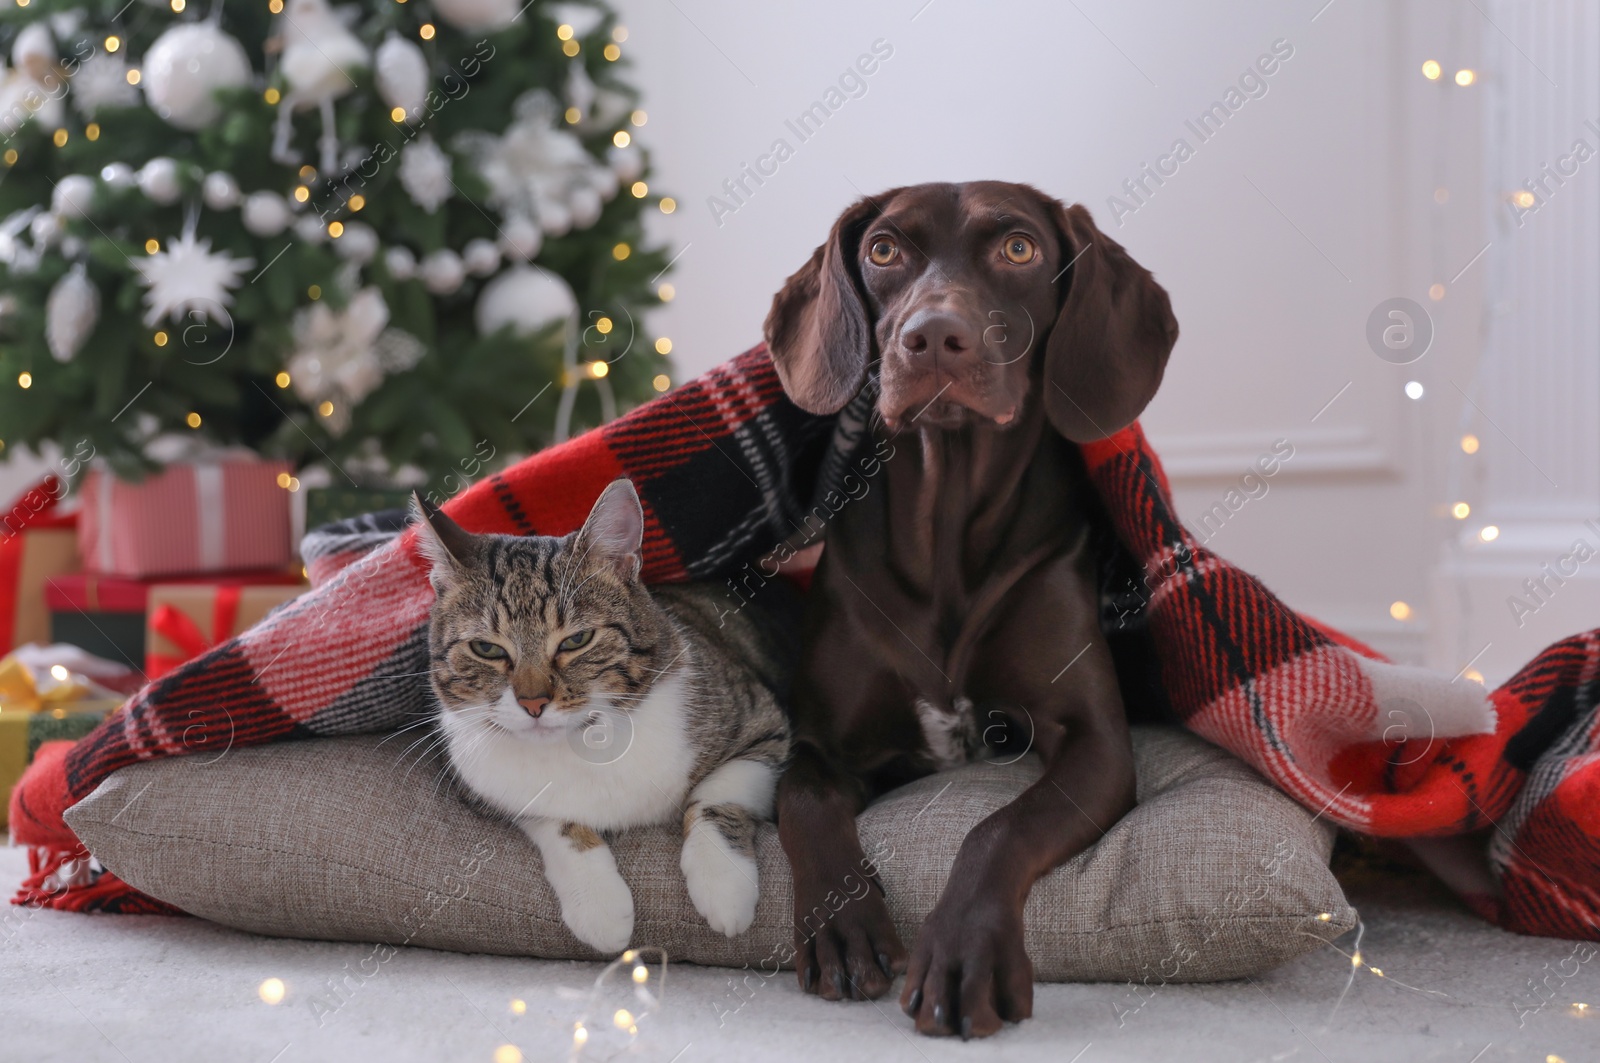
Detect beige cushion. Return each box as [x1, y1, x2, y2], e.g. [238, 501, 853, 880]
[65, 726, 1355, 981]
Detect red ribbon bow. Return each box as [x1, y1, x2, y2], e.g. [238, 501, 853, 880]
[146, 585, 242, 679]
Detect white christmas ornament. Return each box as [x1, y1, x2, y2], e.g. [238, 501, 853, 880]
[51, 175, 96, 219]
[431, 0, 519, 32]
[565, 61, 596, 122]
[498, 215, 542, 263]
[608, 144, 644, 183]
[242, 192, 292, 237]
[202, 172, 240, 210]
[287, 287, 425, 434]
[136, 229, 254, 328]
[99, 163, 136, 190]
[374, 33, 428, 120]
[457, 91, 615, 236]
[137, 158, 183, 205]
[335, 222, 378, 264]
[141, 23, 253, 131]
[69, 51, 140, 116]
[271, 0, 371, 174]
[384, 246, 417, 280]
[462, 238, 500, 277]
[399, 136, 453, 214]
[293, 215, 329, 245]
[11, 22, 54, 80]
[28, 212, 59, 247]
[46, 265, 99, 363]
[475, 267, 576, 338]
[420, 250, 465, 295]
[0, 22, 65, 133]
[568, 185, 602, 229]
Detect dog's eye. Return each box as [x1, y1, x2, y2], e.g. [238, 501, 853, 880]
[1002, 235, 1037, 264]
[867, 237, 898, 266]
[468, 639, 508, 660]
[558, 629, 595, 652]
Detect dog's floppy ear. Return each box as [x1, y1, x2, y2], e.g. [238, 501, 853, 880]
[1042, 202, 1178, 442]
[762, 196, 880, 414]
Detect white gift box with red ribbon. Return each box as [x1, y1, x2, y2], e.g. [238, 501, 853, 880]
[77, 459, 295, 578]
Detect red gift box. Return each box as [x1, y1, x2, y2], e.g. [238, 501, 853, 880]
[1, 477, 81, 652]
[78, 460, 295, 578]
[44, 569, 305, 613]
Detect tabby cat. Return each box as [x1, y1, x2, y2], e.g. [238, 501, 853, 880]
[413, 480, 798, 953]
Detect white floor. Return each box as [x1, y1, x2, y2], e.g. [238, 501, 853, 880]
[4, 843, 1597, 1062]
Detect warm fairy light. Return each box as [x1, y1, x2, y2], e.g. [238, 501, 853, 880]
[1513, 190, 1536, 208]
[1421, 59, 1441, 80]
[299, 165, 316, 181]
[1461, 434, 1480, 454]
[565, 106, 581, 124]
[308, 285, 322, 300]
[604, 43, 621, 61]
[612, 26, 628, 42]
[1389, 601, 1412, 622]
[1455, 69, 1476, 86]
[275, 371, 291, 388]
[572, 1026, 588, 1047]
[126, 68, 141, 85]
[1370, 967, 1385, 977]
[105, 35, 120, 52]
[258, 978, 285, 1004]
[17, 372, 33, 388]
[612, 1009, 634, 1030]
[1465, 669, 1485, 685]
[145, 238, 160, 254]
[654, 337, 672, 355]
[1480, 525, 1500, 543]
[588, 360, 609, 378]
[277, 471, 292, 488]
[86, 123, 100, 141]
[328, 221, 344, 238]
[391, 106, 406, 122]
[508, 999, 526, 1015]
[1575, 1002, 1589, 1013]
[288, 477, 300, 491]
[630, 109, 648, 126]
[3, 150, 16, 165]
[612, 242, 631, 260]
[349, 194, 366, 211]
[265, 87, 281, 105]
[556, 23, 574, 40]
[1428, 283, 1445, 301]
[1404, 380, 1424, 400]
[171, 0, 185, 11]
[612, 130, 631, 148]
[293, 185, 310, 203]
[657, 283, 674, 302]
[659, 197, 677, 214]
[186, 412, 202, 428]
[631, 181, 648, 198]
[52, 128, 67, 147]
[621, 950, 635, 962]
[420, 23, 436, 39]
[1316, 912, 1332, 922]
[563, 39, 581, 57]
[653, 374, 671, 392]
[632, 964, 649, 984]
[318, 400, 334, 417]
[270, 0, 283, 10]
[1452, 502, 1471, 519]
[154, 331, 169, 347]
[49, 664, 69, 682]
[492, 1046, 521, 1063]
[596, 316, 613, 334]
[1548, 1056, 1567, 1063]
[1351, 950, 1362, 968]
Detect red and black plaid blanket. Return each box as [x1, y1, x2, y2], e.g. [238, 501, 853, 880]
[11, 345, 1600, 940]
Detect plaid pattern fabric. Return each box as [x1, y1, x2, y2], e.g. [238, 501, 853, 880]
[11, 344, 1600, 942]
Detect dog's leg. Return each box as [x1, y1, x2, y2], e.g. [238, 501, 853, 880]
[778, 743, 908, 1001]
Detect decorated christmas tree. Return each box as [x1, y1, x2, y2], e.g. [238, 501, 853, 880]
[0, 0, 674, 484]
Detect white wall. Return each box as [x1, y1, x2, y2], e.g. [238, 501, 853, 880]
[620, 0, 1537, 665]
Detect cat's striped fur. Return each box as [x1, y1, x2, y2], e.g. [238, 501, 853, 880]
[413, 480, 798, 952]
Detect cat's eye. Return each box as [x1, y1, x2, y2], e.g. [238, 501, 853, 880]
[867, 236, 898, 266]
[468, 639, 508, 660]
[558, 629, 595, 652]
[1002, 235, 1037, 264]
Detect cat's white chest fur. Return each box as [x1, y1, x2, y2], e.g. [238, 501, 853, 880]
[441, 670, 697, 830]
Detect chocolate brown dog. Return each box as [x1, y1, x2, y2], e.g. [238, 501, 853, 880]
[763, 182, 1178, 1038]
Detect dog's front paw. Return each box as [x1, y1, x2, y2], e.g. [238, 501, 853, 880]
[681, 823, 759, 937]
[557, 864, 635, 954]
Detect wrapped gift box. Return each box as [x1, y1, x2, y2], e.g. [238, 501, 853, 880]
[1, 478, 81, 653]
[46, 570, 302, 672]
[78, 460, 294, 579]
[0, 649, 125, 829]
[146, 581, 308, 679]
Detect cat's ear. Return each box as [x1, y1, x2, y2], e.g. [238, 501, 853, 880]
[573, 479, 644, 581]
[410, 491, 477, 585]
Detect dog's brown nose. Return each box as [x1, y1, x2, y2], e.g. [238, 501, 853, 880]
[518, 695, 551, 718]
[900, 309, 977, 357]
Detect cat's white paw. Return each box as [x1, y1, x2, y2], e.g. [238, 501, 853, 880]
[681, 823, 759, 937]
[557, 865, 635, 954]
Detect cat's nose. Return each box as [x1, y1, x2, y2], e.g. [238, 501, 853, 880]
[517, 696, 551, 718]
